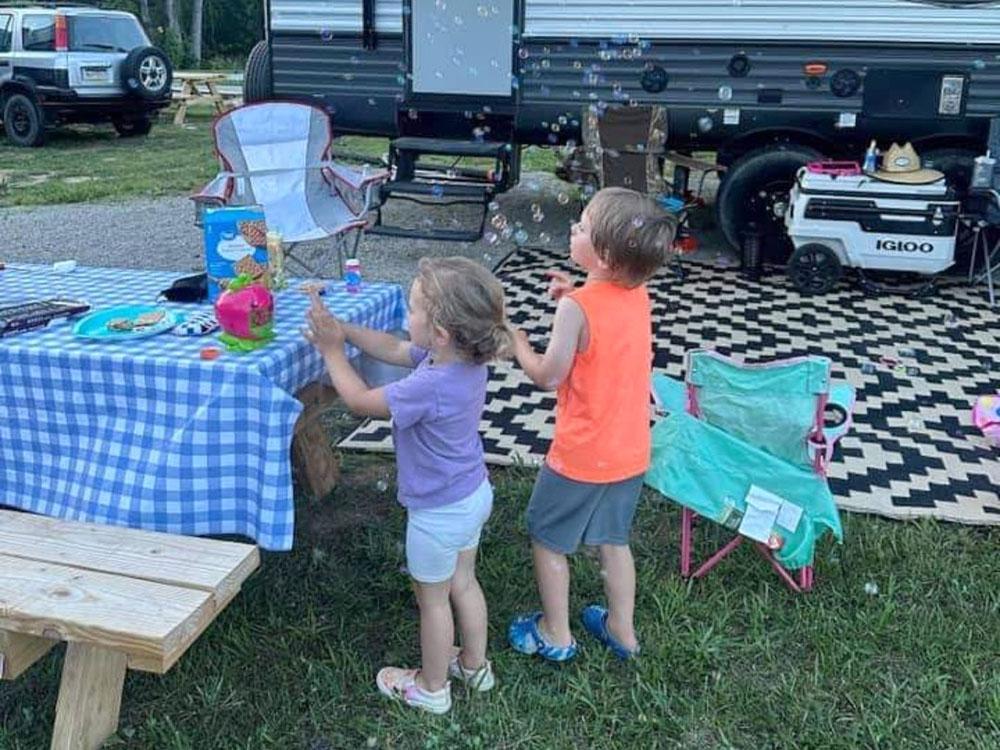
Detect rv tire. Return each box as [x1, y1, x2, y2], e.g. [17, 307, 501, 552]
[716, 144, 822, 253]
[244, 40, 273, 103]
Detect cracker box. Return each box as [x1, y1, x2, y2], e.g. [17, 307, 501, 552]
[203, 206, 271, 301]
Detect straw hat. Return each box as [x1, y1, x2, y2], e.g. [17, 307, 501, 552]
[868, 142, 944, 184]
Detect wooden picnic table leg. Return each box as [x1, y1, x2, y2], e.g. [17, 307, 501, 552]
[173, 80, 193, 126]
[206, 81, 227, 115]
[292, 382, 341, 499]
[51, 643, 127, 750]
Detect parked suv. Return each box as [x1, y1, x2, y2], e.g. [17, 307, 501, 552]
[0, 4, 172, 146]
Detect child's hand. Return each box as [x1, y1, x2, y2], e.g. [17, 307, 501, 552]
[304, 292, 346, 353]
[513, 328, 533, 353]
[546, 270, 575, 300]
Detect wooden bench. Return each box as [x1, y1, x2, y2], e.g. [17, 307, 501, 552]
[0, 510, 260, 750]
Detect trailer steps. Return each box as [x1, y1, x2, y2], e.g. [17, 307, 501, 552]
[368, 137, 515, 242]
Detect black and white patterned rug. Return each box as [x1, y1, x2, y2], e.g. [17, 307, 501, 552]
[340, 246, 1000, 525]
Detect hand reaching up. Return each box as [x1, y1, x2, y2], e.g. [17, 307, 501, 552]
[546, 270, 575, 301]
[304, 291, 346, 354]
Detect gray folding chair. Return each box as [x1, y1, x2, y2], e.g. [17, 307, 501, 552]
[192, 102, 388, 277]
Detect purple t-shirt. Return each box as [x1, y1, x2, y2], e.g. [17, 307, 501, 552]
[384, 346, 488, 510]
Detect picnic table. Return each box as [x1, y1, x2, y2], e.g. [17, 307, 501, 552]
[172, 71, 241, 125]
[0, 509, 259, 749]
[0, 264, 407, 550]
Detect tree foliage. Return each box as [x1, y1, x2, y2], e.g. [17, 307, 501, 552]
[98, 0, 264, 68]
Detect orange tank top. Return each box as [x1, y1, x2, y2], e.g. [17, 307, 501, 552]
[546, 281, 652, 483]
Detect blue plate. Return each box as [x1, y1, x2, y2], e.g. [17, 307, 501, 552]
[73, 305, 179, 341]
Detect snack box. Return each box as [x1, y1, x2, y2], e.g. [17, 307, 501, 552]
[203, 205, 271, 301]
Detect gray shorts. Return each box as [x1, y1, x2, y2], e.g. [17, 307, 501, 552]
[526, 463, 644, 554]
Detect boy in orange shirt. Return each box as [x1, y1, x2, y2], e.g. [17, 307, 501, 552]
[509, 187, 677, 661]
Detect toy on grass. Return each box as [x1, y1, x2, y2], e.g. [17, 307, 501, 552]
[972, 394, 1000, 446]
[214, 273, 274, 352]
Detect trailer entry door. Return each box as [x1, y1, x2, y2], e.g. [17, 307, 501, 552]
[408, 0, 515, 98]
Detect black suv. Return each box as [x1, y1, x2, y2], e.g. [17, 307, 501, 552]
[0, 4, 173, 146]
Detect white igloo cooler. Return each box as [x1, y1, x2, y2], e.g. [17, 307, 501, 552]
[784, 167, 960, 294]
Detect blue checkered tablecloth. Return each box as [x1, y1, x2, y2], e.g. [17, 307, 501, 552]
[0, 264, 407, 550]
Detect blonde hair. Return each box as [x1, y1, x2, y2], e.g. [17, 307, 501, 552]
[586, 187, 678, 286]
[416, 257, 514, 364]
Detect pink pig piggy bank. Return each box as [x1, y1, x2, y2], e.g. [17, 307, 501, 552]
[214, 274, 274, 341]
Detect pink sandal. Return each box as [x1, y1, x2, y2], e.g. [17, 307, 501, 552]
[375, 667, 452, 714]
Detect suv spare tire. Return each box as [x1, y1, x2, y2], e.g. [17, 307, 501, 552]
[122, 46, 173, 101]
[244, 40, 273, 103]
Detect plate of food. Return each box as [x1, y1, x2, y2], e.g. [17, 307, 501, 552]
[72, 305, 179, 341]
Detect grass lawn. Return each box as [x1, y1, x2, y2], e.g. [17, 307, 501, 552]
[0, 106, 559, 208]
[1, 404, 997, 749]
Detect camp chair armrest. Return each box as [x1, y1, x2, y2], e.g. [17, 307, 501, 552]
[322, 162, 388, 217]
[652, 372, 688, 415]
[323, 162, 389, 190]
[823, 382, 856, 448]
[190, 174, 233, 205]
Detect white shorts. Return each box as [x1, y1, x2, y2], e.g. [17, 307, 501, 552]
[406, 479, 494, 584]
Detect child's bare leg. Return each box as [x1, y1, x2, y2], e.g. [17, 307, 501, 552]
[450, 547, 487, 669]
[533, 541, 574, 647]
[598, 544, 639, 651]
[412, 579, 453, 692]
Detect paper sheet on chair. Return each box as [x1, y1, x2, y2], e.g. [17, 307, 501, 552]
[738, 485, 803, 542]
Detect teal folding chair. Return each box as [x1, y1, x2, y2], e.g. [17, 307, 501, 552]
[645, 350, 856, 592]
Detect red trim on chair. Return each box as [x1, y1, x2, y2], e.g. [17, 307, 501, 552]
[685, 384, 701, 418]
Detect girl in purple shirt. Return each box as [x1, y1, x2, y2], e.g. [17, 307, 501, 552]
[304, 257, 512, 714]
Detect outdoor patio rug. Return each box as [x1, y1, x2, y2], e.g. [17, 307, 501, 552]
[339, 245, 1000, 525]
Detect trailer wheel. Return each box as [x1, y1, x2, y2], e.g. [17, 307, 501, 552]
[244, 40, 273, 103]
[716, 144, 822, 255]
[921, 147, 977, 198]
[787, 243, 841, 295]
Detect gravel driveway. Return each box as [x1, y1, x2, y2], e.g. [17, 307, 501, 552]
[0, 172, 731, 289]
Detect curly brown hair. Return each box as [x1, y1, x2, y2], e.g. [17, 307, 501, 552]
[416, 257, 514, 364]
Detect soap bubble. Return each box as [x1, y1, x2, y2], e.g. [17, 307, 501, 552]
[490, 213, 507, 229]
[539, 232, 552, 244]
[532, 210, 545, 223]
[632, 216, 646, 228]
[519, 48, 530, 60]
[431, 184, 444, 197]
[557, 192, 571, 205]
[376, 479, 388, 492]
[514, 229, 529, 244]
[484, 231, 499, 245]
[864, 582, 879, 596]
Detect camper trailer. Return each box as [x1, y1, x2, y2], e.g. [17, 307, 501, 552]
[245, 0, 1000, 249]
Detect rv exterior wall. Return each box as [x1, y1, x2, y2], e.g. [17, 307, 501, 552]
[271, 0, 403, 33]
[271, 0, 1000, 45]
[524, 0, 1000, 45]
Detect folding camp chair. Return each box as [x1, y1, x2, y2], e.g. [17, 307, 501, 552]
[192, 102, 388, 277]
[646, 350, 856, 592]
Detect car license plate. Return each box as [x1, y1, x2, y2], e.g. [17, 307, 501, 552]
[83, 67, 110, 82]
